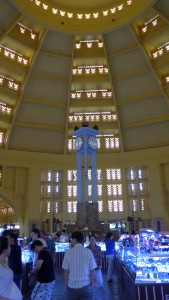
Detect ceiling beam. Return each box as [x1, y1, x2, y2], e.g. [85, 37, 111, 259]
[0, 13, 22, 41]
[117, 89, 162, 105]
[23, 96, 66, 108]
[122, 114, 169, 129]
[14, 120, 64, 131]
[152, 5, 169, 26]
[31, 72, 69, 83]
[128, 24, 169, 106]
[40, 49, 71, 60]
[108, 44, 138, 58]
[112, 66, 150, 82]
[6, 28, 49, 149]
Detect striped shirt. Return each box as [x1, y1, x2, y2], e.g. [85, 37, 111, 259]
[62, 243, 97, 288]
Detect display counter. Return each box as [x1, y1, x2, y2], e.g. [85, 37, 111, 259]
[21, 241, 111, 274]
[116, 246, 169, 300]
[55, 241, 108, 269]
[21, 247, 33, 294]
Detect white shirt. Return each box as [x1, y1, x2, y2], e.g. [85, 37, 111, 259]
[62, 243, 96, 288]
[0, 263, 22, 300]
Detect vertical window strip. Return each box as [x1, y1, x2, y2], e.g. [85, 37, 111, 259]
[126, 166, 150, 214]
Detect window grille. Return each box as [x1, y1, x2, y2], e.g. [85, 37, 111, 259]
[126, 166, 150, 215]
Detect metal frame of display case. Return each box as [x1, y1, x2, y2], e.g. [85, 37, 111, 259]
[122, 266, 169, 300]
[116, 247, 169, 300]
[55, 242, 107, 270]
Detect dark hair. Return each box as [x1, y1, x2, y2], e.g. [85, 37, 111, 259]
[106, 232, 113, 239]
[0, 236, 9, 255]
[9, 232, 18, 243]
[2, 230, 11, 237]
[89, 234, 96, 240]
[40, 230, 47, 236]
[56, 233, 60, 238]
[71, 231, 84, 243]
[31, 229, 40, 237]
[31, 240, 43, 251]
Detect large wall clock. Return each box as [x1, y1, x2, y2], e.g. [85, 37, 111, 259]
[88, 136, 98, 150]
[74, 136, 83, 150]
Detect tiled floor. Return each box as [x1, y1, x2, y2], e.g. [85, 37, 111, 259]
[23, 268, 124, 299]
[51, 269, 125, 300]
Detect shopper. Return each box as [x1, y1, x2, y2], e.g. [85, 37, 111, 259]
[87, 234, 106, 300]
[40, 230, 55, 261]
[29, 240, 55, 300]
[8, 232, 23, 289]
[0, 236, 22, 300]
[105, 232, 115, 283]
[62, 230, 96, 300]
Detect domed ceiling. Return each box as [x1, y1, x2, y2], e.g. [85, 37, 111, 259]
[0, 0, 168, 155]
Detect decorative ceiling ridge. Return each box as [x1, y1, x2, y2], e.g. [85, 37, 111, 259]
[10, 0, 157, 34]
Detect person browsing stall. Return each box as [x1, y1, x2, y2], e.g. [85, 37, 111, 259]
[62, 231, 96, 300]
[105, 232, 115, 283]
[0, 236, 22, 300]
[86, 234, 106, 300]
[29, 240, 55, 300]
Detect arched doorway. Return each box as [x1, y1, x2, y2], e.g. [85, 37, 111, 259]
[0, 196, 20, 235]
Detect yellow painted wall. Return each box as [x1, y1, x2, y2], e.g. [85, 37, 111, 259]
[0, 145, 169, 236]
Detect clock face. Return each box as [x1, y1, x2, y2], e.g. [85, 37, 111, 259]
[88, 136, 98, 150]
[74, 136, 83, 150]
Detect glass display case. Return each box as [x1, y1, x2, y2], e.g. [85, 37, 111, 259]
[21, 247, 33, 264]
[84, 241, 106, 251]
[84, 241, 119, 252]
[55, 242, 70, 252]
[118, 247, 169, 284]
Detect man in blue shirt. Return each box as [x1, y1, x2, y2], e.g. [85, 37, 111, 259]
[105, 232, 115, 283]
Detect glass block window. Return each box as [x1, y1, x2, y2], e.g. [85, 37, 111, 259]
[98, 184, 102, 196]
[67, 185, 77, 197]
[108, 200, 123, 212]
[88, 169, 92, 181]
[98, 201, 103, 212]
[105, 136, 119, 149]
[68, 136, 121, 152]
[126, 166, 148, 181]
[97, 138, 101, 149]
[129, 199, 138, 212]
[88, 184, 92, 197]
[67, 201, 77, 213]
[107, 184, 122, 196]
[97, 169, 102, 180]
[47, 201, 51, 213]
[41, 169, 63, 183]
[0, 132, 4, 146]
[106, 168, 121, 180]
[106, 168, 123, 212]
[0, 166, 2, 185]
[53, 201, 59, 213]
[67, 170, 77, 181]
[68, 138, 74, 151]
[40, 169, 63, 217]
[126, 166, 150, 214]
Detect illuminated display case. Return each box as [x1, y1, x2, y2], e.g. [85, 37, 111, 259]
[117, 247, 169, 283]
[84, 241, 106, 251]
[21, 248, 33, 264]
[55, 242, 70, 253]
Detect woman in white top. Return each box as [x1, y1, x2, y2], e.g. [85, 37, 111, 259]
[0, 236, 22, 300]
